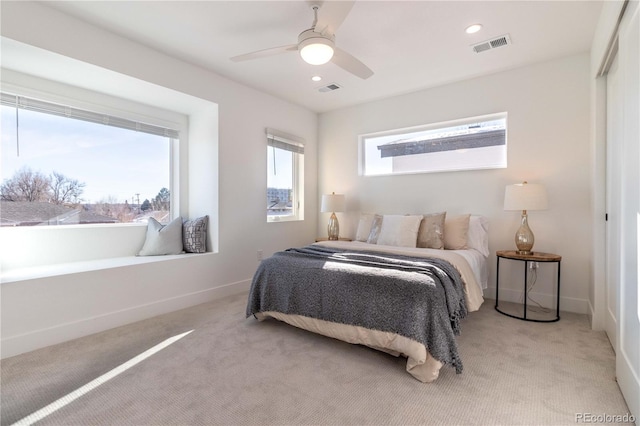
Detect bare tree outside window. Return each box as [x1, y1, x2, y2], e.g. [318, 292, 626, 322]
[49, 171, 86, 205]
[0, 167, 51, 202]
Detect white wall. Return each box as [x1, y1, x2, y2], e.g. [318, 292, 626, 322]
[318, 53, 592, 314]
[0, 2, 318, 358]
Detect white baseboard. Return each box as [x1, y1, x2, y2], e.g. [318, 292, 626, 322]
[0, 279, 251, 359]
[587, 299, 595, 328]
[484, 286, 589, 315]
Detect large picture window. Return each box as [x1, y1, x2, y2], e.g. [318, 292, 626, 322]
[1, 92, 178, 226]
[266, 128, 304, 222]
[360, 113, 507, 176]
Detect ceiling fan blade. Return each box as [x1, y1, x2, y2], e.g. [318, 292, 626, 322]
[313, 1, 355, 36]
[332, 47, 374, 79]
[230, 44, 298, 62]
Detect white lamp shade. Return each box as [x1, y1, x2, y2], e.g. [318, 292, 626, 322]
[321, 193, 345, 213]
[504, 183, 548, 211]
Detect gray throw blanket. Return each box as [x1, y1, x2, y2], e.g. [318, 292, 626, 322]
[246, 245, 468, 373]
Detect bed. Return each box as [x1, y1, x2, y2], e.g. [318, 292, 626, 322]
[246, 214, 488, 382]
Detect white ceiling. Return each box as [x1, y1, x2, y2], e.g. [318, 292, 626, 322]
[42, 1, 603, 113]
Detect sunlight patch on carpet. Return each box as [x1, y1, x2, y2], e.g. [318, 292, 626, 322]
[11, 330, 194, 426]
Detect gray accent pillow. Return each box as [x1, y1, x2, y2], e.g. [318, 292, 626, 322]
[183, 215, 208, 253]
[417, 212, 446, 249]
[137, 216, 184, 256]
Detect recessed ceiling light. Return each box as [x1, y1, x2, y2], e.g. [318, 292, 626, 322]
[311, 76, 322, 82]
[465, 24, 483, 34]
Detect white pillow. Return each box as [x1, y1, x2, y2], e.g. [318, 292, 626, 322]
[376, 215, 423, 247]
[467, 215, 490, 257]
[137, 216, 184, 256]
[355, 213, 376, 242]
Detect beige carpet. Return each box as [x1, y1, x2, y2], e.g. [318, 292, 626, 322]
[1, 293, 632, 426]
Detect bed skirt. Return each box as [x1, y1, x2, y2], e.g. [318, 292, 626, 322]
[255, 311, 445, 383]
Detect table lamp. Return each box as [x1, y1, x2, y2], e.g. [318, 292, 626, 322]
[320, 192, 345, 240]
[504, 181, 548, 254]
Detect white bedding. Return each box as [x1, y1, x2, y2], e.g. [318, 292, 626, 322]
[255, 241, 487, 382]
[451, 247, 489, 290]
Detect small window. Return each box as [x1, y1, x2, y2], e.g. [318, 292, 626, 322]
[1, 92, 177, 226]
[266, 128, 304, 222]
[360, 113, 507, 176]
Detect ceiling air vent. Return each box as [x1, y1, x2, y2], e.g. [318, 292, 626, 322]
[318, 83, 342, 93]
[471, 34, 512, 53]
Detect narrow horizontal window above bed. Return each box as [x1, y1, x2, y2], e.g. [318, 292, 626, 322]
[360, 113, 507, 176]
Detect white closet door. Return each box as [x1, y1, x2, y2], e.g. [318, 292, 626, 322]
[606, 54, 620, 352]
[617, 0, 640, 418]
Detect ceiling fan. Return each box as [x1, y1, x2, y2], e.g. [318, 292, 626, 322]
[230, 2, 373, 80]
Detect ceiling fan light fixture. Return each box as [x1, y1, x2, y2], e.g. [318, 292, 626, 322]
[300, 40, 334, 65]
[298, 30, 335, 65]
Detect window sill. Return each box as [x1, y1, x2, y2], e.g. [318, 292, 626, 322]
[0, 252, 212, 284]
[267, 216, 302, 223]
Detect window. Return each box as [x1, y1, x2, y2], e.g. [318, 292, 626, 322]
[266, 128, 304, 222]
[1, 92, 178, 226]
[360, 113, 507, 176]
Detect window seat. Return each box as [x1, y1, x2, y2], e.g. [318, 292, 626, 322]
[0, 253, 211, 284]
